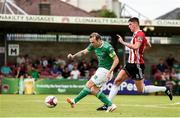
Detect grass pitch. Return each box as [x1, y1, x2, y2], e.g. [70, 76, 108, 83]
[0, 94, 180, 117]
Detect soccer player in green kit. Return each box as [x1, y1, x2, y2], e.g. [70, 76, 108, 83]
[66, 32, 119, 112]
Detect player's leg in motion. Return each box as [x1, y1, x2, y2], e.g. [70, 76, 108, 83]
[91, 83, 117, 112]
[134, 64, 173, 100]
[67, 68, 117, 112]
[109, 70, 128, 101]
[135, 80, 173, 100]
[67, 79, 116, 112]
[97, 69, 173, 111]
[92, 68, 117, 112]
[97, 70, 128, 111]
[66, 83, 91, 108]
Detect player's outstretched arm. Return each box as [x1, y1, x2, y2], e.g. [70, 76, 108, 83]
[117, 34, 141, 50]
[67, 49, 89, 59]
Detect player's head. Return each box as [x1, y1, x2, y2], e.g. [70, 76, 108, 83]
[89, 32, 102, 48]
[128, 17, 140, 32]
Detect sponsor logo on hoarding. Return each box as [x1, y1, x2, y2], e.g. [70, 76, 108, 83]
[103, 82, 137, 91]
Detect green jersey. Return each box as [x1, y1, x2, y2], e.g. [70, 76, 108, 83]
[87, 41, 116, 70]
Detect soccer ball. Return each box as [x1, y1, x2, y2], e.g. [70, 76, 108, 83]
[44, 96, 58, 108]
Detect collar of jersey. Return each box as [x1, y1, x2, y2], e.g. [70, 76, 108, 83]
[98, 41, 104, 48]
[134, 30, 141, 35]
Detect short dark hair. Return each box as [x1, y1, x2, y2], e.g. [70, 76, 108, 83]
[90, 32, 101, 40]
[128, 17, 139, 25]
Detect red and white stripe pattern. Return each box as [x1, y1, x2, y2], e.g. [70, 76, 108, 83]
[128, 30, 147, 64]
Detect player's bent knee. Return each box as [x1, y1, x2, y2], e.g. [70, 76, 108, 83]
[90, 87, 99, 95]
[137, 88, 144, 93]
[86, 80, 94, 88]
[114, 79, 122, 86]
[91, 91, 97, 95]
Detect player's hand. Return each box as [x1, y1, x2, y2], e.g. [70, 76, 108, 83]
[106, 71, 112, 81]
[67, 54, 74, 59]
[117, 34, 124, 44]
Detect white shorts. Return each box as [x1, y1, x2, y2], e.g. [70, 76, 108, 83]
[91, 67, 113, 88]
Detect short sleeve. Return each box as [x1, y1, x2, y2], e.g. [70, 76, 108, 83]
[135, 32, 144, 43]
[107, 46, 116, 58]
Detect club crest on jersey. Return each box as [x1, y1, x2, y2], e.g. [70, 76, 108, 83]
[137, 36, 143, 41]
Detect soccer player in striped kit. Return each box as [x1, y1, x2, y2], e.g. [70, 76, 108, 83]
[97, 17, 173, 111]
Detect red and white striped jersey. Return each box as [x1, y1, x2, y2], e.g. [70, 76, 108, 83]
[128, 30, 147, 64]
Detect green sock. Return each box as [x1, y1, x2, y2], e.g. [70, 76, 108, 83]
[74, 87, 91, 103]
[96, 91, 112, 106]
